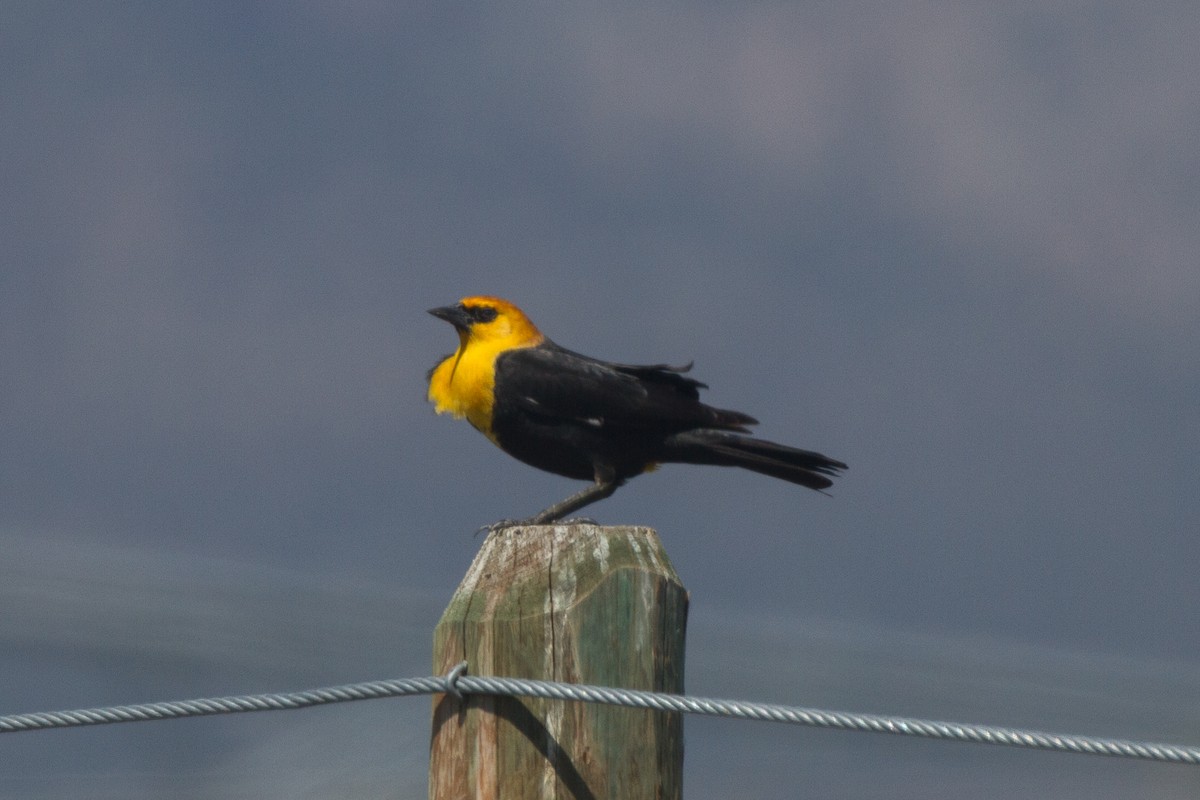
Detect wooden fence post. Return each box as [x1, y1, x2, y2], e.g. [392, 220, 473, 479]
[429, 524, 688, 800]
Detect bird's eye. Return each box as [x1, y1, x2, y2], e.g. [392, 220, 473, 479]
[464, 304, 498, 324]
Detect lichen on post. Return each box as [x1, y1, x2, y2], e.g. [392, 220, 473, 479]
[430, 524, 687, 800]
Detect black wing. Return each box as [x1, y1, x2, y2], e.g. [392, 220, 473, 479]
[494, 341, 756, 433]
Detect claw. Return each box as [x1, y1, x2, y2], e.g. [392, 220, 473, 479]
[476, 510, 602, 538]
[476, 519, 521, 537]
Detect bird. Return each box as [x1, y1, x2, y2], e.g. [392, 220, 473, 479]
[426, 295, 846, 525]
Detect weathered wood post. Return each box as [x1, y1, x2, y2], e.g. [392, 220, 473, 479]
[430, 524, 688, 800]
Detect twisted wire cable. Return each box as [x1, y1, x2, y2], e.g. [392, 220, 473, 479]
[452, 671, 1200, 764]
[3, 662, 1198, 766]
[0, 676, 447, 732]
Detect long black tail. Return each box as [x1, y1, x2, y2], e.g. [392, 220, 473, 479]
[663, 429, 847, 492]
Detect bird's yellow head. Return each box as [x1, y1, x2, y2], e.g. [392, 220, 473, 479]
[426, 296, 546, 434]
[427, 296, 544, 349]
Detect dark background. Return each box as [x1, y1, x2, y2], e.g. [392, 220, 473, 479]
[3, 4, 1198, 797]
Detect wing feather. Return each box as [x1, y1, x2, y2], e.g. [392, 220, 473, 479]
[494, 342, 755, 432]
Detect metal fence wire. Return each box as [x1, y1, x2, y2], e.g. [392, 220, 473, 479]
[3, 662, 1198, 765]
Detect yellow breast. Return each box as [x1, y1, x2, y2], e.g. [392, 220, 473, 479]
[427, 337, 509, 443]
[427, 296, 546, 445]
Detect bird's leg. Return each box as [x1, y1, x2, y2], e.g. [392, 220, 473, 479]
[525, 477, 624, 525]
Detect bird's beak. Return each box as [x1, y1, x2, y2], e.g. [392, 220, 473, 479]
[428, 304, 471, 331]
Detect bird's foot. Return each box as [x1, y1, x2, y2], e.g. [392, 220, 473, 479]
[475, 515, 600, 537]
[475, 518, 523, 537]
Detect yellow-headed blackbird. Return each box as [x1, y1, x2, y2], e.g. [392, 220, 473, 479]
[427, 295, 846, 524]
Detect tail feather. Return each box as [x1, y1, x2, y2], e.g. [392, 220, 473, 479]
[664, 429, 847, 492]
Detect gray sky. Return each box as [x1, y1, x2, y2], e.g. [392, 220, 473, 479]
[3, 3, 1199, 797]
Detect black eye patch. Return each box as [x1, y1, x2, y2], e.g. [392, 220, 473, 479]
[462, 304, 498, 324]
